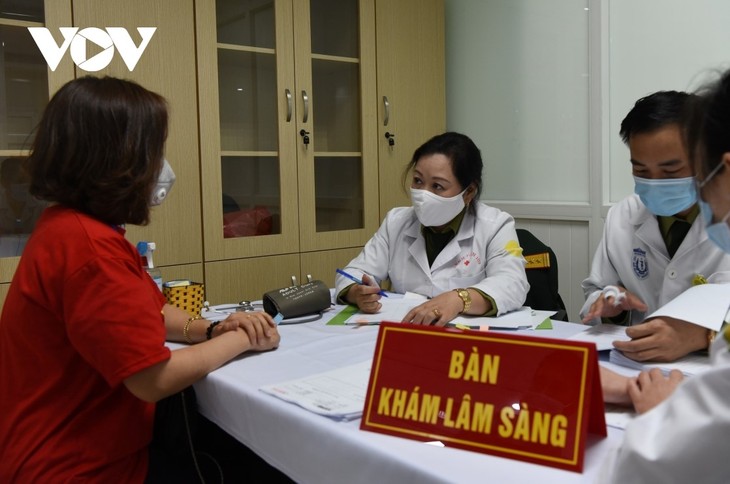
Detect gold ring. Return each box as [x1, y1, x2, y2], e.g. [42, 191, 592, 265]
[433, 308, 441, 317]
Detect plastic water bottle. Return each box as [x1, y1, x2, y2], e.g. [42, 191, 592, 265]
[136, 241, 163, 291]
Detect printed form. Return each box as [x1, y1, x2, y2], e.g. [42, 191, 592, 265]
[260, 360, 371, 421]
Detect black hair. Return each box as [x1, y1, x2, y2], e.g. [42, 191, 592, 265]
[686, 70, 730, 180]
[403, 132, 483, 212]
[620, 90, 695, 144]
[27, 76, 168, 226]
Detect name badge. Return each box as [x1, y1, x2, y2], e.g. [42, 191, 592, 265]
[361, 323, 606, 472]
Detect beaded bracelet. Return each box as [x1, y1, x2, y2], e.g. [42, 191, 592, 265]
[206, 321, 221, 340]
[183, 316, 203, 344]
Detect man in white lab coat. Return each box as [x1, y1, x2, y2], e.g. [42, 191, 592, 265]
[581, 91, 730, 362]
[599, 69, 730, 484]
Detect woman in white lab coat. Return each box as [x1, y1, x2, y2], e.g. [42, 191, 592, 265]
[600, 70, 730, 484]
[335, 132, 528, 325]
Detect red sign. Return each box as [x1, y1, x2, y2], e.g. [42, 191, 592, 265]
[361, 323, 606, 473]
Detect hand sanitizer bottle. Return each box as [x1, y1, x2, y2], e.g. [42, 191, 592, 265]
[136, 241, 163, 291]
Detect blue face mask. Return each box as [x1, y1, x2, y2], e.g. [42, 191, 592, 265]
[633, 176, 697, 216]
[699, 197, 730, 253]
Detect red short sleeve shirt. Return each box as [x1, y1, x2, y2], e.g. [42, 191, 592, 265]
[0, 206, 170, 483]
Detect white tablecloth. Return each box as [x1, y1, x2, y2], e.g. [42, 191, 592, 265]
[170, 309, 625, 484]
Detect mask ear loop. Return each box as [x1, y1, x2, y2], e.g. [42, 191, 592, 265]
[697, 159, 725, 190]
[463, 184, 477, 208]
[697, 161, 729, 222]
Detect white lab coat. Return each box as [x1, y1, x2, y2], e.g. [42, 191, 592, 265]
[598, 334, 730, 484]
[581, 194, 730, 324]
[335, 203, 528, 315]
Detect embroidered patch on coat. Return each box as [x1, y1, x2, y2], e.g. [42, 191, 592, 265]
[504, 240, 523, 257]
[456, 251, 482, 268]
[632, 248, 649, 279]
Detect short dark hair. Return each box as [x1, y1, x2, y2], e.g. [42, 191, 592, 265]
[27, 76, 168, 226]
[403, 132, 483, 212]
[686, 70, 730, 180]
[619, 90, 694, 144]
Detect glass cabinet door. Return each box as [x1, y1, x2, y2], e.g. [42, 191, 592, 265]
[199, 0, 299, 261]
[199, 0, 376, 261]
[216, 0, 282, 238]
[0, 0, 49, 258]
[294, 0, 378, 251]
[311, 0, 362, 232]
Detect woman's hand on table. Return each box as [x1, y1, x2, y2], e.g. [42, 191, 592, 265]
[599, 366, 633, 406]
[628, 368, 684, 414]
[402, 291, 463, 326]
[216, 311, 280, 350]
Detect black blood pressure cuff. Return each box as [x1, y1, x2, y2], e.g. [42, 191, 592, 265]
[262, 280, 331, 319]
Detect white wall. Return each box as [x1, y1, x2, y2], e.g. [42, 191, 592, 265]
[445, 0, 730, 320]
[607, 0, 730, 201]
[445, 0, 590, 203]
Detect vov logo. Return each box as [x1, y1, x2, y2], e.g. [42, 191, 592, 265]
[28, 27, 156, 72]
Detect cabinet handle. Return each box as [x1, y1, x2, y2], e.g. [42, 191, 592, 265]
[383, 96, 390, 126]
[285, 89, 292, 122]
[302, 90, 309, 123]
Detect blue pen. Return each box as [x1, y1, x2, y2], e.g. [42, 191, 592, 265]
[336, 268, 389, 297]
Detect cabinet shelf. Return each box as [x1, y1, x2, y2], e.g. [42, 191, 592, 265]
[0, 19, 43, 27]
[221, 151, 278, 157]
[217, 43, 275, 55]
[311, 53, 359, 64]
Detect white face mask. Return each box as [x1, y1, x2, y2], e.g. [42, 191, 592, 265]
[410, 187, 466, 227]
[151, 159, 176, 206]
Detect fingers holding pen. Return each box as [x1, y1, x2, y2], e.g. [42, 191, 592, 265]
[347, 282, 383, 314]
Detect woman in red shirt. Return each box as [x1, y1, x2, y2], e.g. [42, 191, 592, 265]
[0, 76, 280, 483]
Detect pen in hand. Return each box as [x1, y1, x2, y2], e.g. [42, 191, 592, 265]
[336, 268, 389, 297]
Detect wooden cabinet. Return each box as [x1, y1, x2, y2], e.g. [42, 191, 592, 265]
[196, 0, 381, 303]
[376, 0, 446, 216]
[73, 0, 203, 273]
[0, 0, 445, 309]
[196, 0, 444, 304]
[0, 0, 205, 311]
[0, 0, 73, 283]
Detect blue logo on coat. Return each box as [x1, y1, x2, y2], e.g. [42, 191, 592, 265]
[632, 248, 648, 279]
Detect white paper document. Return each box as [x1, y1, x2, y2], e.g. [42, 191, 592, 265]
[344, 292, 553, 329]
[453, 307, 556, 330]
[609, 349, 712, 377]
[343, 292, 427, 324]
[569, 323, 631, 351]
[259, 360, 371, 420]
[647, 283, 730, 331]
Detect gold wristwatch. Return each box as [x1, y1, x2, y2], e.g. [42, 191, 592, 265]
[454, 288, 471, 314]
